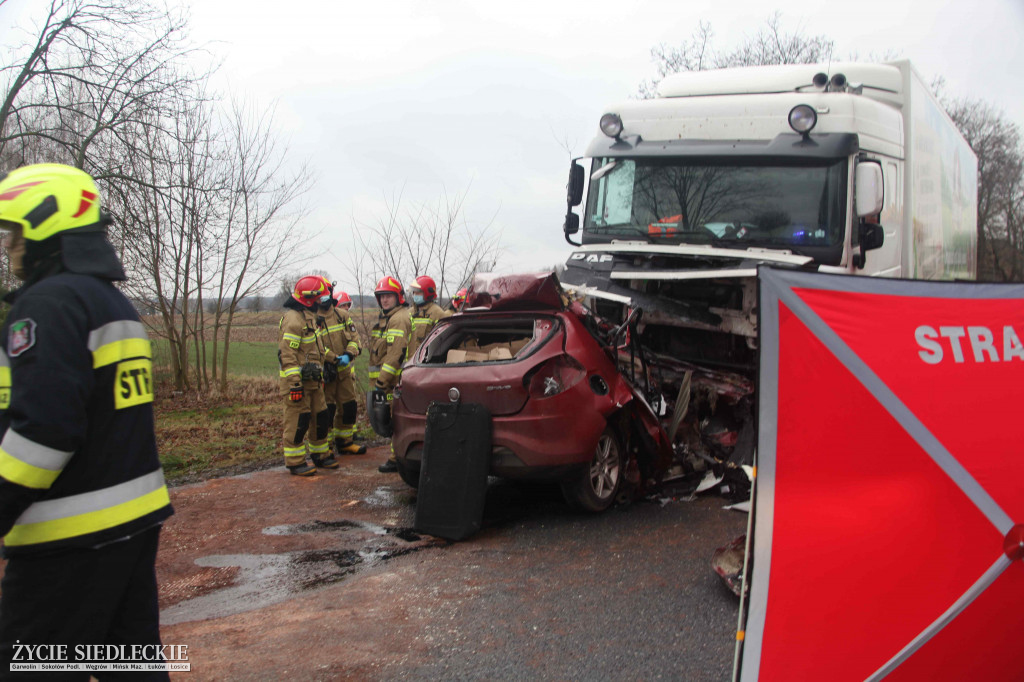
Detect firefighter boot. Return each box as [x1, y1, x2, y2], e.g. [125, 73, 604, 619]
[378, 458, 398, 473]
[311, 453, 340, 469]
[335, 438, 367, 455]
[288, 462, 317, 476]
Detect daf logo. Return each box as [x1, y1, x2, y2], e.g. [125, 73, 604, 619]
[570, 252, 614, 263]
[486, 385, 512, 391]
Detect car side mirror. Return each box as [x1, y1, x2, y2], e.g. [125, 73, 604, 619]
[567, 162, 584, 208]
[855, 162, 883, 217]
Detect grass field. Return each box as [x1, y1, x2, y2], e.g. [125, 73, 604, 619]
[152, 329, 376, 484]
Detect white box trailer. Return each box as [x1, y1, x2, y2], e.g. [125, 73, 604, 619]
[558, 59, 978, 467]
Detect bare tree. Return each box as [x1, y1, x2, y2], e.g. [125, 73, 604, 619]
[3, 1, 319, 392]
[114, 92, 220, 392]
[943, 97, 1024, 281]
[638, 14, 835, 98]
[344, 185, 503, 319]
[0, 0, 204, 295]
[116, 95, 316, 394]
[207, 98, 315, 393]
[0, 0, 204, 166]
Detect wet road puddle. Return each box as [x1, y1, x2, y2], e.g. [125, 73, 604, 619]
[161, 518, 442, 625]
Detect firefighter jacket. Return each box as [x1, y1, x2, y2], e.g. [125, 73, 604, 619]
[318, 306, 361, 365]
[408, 301, 451, 361]
[0, 273, 173, 557]
[279, 300, 325, 387]
[369, 304, 411, 391]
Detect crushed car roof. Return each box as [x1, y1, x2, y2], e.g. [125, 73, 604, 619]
[464, 271, 566, 312]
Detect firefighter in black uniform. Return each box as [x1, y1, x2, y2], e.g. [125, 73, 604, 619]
[0, 164, 174, 679]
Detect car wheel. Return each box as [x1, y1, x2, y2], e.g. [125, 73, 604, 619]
[561, 427, 622, 513]
[396, 459, 420, 489]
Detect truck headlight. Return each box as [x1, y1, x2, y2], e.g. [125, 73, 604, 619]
[599, 113, 623, 138]
[788, 105, 817, 134]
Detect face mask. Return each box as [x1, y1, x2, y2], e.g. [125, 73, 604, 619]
[412, 293, 425, 306]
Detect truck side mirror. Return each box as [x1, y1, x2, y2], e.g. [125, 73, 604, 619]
[568, 162, 585, 208]
[564, 212, 579, 236]
[855, 162, 883, 217]
[853, 221, 885, 268]
[859, 222, 884, 251]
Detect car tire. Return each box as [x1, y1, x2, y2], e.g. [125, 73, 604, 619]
[396, 459, 420, 489]
[561, 427, 622, 513]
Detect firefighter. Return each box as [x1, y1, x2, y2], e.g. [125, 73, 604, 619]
[0, 164, 174, 677]
[368, 276, 411, 473]
[408, 275, 452, 360]
[279, 275, 335, 475]
[315, 281, 366, 456]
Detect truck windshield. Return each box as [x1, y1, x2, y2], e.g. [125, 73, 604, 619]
[583, 157, 847, 249]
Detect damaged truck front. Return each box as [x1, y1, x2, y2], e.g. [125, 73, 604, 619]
[559, 60, 977, 487]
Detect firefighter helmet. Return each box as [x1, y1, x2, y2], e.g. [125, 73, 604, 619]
[319, 276, 336, 296]
[333, 290, 352, 308]
[411, 275, 437, 303]
[374, 276, 405, 309]
[453, 287, 468, 311]
[292, 275, 331, 308]
[0, 163, 104, 241]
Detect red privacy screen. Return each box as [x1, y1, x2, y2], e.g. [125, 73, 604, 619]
[740, 268, 1023, 682]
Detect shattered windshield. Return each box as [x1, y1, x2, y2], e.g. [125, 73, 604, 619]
[583, 157, 847, 249]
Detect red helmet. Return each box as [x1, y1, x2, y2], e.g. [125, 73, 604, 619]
[411, 275, 437, 303]
[333, 290, 352, 308]
[292, 275, 331, 308]
[453, 287, 468, 310]
[374, 275, 405, 308]
[319, 276, 335, 299]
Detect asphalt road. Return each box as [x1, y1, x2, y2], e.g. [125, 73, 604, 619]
[394, 480, 750, 681]
[158, 453, 749, 681]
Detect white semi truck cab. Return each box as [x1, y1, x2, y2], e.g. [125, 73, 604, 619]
[559, 60, 978, 470]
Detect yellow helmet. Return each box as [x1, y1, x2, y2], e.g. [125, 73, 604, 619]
[0, 163, 103, 241]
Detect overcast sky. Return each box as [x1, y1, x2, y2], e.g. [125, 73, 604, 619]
[6, 0, 1024, 292]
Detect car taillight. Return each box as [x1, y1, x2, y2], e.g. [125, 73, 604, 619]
[524, 355, 587, 398]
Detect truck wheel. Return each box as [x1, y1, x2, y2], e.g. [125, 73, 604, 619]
[561, 428, 622, 513]
[396, 459, 420, 489]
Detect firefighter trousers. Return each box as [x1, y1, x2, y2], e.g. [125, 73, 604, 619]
[281, 379, 329, 467]
[0, 525, 167, 681]
[323, 372, 359, 444]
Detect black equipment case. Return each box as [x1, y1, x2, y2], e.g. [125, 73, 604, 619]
[414, 401, 492, 541]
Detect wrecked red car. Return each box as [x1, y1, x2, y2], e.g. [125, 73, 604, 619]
[391, 272, 671, 512]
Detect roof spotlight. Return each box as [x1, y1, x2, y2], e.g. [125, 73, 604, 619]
[812, 72, 828, 89]
[830, 73, 847, 90]
[599, 113, 623, 138]
[788, 104, 817, 135]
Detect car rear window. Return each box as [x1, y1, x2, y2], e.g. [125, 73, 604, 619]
[416, 315, 560, 365]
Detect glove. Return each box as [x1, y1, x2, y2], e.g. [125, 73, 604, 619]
[337, 354, 351, 367]
[289, 384, 304, 402]
[372, 385, 388, 403]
